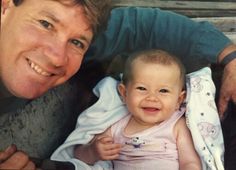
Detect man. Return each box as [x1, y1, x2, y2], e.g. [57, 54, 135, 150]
[0, 0, 110, 169]
[1, 0, 236, 169]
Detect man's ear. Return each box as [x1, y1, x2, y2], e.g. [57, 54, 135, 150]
[118, 83, 127, 102]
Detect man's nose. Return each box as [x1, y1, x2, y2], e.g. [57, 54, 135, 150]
[44, 39, 68, 67]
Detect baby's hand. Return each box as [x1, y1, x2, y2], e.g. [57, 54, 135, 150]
[92, 135, 122, 161]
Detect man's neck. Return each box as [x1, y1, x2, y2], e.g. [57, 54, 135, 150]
[0, 80, 30, 114]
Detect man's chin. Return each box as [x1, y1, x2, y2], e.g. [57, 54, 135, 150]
[9, 87, 46, 99]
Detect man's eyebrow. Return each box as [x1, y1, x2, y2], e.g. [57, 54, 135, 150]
[39, 10, 92, 44]
[79, 35, 92, 45]
[39, 10, 60, 23]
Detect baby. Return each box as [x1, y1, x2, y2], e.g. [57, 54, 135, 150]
[74, 49, 201, 170]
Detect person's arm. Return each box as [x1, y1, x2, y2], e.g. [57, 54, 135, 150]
[217, 44, 236, 117]
[74, 138, 99, 165]
[74, 130, 121, 165]
[174, 117, 201, 170]
[0, 144, 36, 170]
[87, 6, 235, 117]
[87, 7, 231, 66]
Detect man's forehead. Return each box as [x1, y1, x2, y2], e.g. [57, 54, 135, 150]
[22, 0, 77, 6]
[48, 0, 77, 6]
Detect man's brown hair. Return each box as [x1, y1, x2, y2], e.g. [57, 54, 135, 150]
[12, 0, 111, 35]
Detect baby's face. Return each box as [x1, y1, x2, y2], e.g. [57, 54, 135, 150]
[120, 60, 185, 127]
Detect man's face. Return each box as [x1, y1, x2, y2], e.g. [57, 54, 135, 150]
[0, 0, 93, 98]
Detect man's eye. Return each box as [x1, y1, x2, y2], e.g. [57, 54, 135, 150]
[136, 87, 146, 91]
[160, 89, 169, 93]
[70, 39, 84, 49]
[39, 20, 53, 29]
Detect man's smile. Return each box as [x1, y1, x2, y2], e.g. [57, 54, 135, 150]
[27, 59, 52, 77]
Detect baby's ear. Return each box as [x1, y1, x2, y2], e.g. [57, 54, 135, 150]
[2, 0, 12, 14]
[176, 90, 186, 109]
[118, 83, 126, 102]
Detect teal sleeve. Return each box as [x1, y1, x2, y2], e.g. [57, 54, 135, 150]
[85, 7, 232, 64]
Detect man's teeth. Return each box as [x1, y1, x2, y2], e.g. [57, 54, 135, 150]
[29, 60, 51, 76]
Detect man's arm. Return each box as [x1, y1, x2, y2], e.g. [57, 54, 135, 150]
[87, 6, 235, 115]
[87, 7, 231, 66]
[217, 44, 236, 117]
[0, 145, 36, 169]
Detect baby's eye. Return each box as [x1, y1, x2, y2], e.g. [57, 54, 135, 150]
[70, 39, 85, 49]
[39, 20, 53, 29]
[159, 89, 169, 93]
[136, 86, 146, 91]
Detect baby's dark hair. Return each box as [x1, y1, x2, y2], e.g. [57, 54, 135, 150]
[12, 0, 111, 35]
[122, 49, 186, 89]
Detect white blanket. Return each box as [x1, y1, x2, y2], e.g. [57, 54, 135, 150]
[51, 67, 224, 170]
[185, 67, 224, 170]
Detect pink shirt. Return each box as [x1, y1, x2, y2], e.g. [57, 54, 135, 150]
[111, 109, 185, 170]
